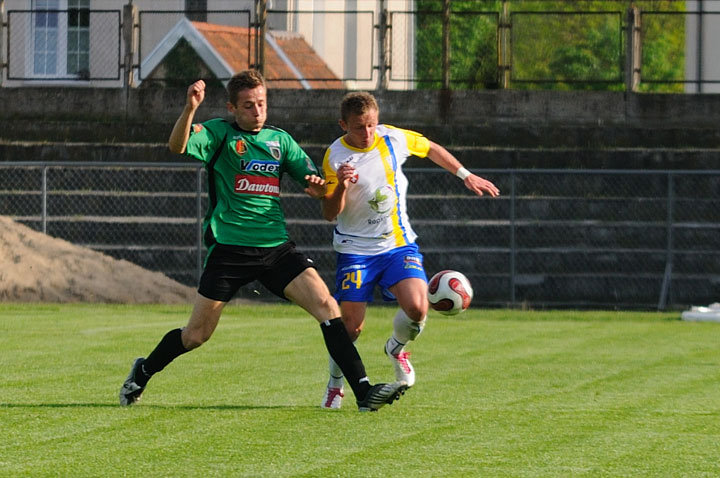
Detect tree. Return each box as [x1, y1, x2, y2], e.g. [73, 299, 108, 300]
[413, 0, 686, 91]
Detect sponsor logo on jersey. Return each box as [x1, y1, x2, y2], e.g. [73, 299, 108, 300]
[235, 175, 280, 196]
[234, 140, 247, 156]
[240, 159, 279, 173]
[368, 185, 395, 214]
[192, 124, 203, 134]
[403, 255, 423, 271]
[265, 141, 282, 160]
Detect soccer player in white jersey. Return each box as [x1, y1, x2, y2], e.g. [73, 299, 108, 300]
[319, 92, 500, 409]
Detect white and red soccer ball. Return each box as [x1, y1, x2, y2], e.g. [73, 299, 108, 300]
[427, 270, 473, 316]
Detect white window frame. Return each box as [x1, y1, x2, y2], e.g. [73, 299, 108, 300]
[25, 0, 90, 80]
[66, 0, 91, 78]
[26, 0, 66, 79]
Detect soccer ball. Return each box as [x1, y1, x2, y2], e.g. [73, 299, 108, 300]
[427, 270, 473, 316]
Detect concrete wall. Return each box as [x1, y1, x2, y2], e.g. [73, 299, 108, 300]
[2, 87, 720, 145]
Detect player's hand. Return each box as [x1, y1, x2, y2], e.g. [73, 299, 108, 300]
[465, 174, 500, 197]
[187, 80, 206, 110]
[304, 174, 327, 199]
[337, 163, 359, 187]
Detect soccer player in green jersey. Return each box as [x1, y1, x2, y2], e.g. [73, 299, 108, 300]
[119, 70, 407, 411]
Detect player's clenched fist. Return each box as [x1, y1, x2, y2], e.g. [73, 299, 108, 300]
[187, 80, 205, 109]
[337, 163, 359, 186]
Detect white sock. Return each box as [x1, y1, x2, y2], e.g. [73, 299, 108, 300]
[327, 358, 344, 388]
[387, 309, 426, 354]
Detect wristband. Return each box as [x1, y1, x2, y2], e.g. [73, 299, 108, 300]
[456, 167, 471, 180]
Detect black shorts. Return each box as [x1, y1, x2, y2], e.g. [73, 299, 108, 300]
[198, 241, 315, 302]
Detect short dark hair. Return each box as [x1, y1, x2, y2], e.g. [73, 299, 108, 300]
[227, 69, 266, 105]
[340, 91, 379, 122]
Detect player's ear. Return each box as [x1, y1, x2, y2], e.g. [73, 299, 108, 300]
[226, 102, 235, 114]
[338, 119, 348, 132]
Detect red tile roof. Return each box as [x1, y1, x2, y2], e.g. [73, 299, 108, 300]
[191, 22, 343, 89]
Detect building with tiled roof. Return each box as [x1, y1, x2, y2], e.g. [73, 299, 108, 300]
[140, 18, 343, 89]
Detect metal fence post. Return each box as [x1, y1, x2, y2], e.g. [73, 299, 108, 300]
[510, 170, 516, 306]
[254, 0, 267, 75]
[122, 1, 138, 89]
[498, 0, 510, 89]
[376, 0, 389, 91]
[41, 166, 48, 234]
[442, 0, 450, 90]
[196, 167, 203, 283]
[696, 1, 705, 93]
[658, 173, 674, 311]
[625, 6, 641, 92]
[0, 0, 6, 87]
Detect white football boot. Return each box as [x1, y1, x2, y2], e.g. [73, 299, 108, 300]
[321, 383, 344, 409]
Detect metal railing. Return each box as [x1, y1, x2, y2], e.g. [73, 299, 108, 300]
[1, 1, 719, 91]
[2, 161, 718, 310]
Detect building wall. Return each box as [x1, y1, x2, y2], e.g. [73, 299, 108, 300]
[685, 0, 720, 93]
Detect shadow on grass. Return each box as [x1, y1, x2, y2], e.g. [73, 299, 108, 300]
[0, 402, 315, 411]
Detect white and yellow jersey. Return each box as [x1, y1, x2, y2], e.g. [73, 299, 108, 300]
[323, 124, 431, 255]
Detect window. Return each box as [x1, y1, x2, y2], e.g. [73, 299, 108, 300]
[31, 0, 89, 79]
[67, 0, 90, 78]
[33, 0, 59, 76]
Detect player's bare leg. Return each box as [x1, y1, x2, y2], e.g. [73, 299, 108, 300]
[181, 294, 226, 349]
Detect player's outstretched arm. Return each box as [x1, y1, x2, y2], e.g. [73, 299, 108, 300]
[426, 141, 500, 197]
[169, 80, 206, 154]
[304, 174, 327, 199]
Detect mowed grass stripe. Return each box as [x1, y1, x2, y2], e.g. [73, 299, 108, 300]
[1, 303, 718, 477]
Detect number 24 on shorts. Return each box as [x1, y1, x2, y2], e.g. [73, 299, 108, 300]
[341, 270, 363, 289]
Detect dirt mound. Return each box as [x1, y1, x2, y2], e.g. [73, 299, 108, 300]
[0, 216, 195, 303]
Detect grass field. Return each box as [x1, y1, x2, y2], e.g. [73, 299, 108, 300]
[1, 303, 719, 477]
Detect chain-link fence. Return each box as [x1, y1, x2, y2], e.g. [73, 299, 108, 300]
[6, 9, 121, 81]
[2, 1, 720, 91]
[2, 162, 718, 310]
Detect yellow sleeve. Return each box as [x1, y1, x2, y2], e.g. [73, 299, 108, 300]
[385, 125, 430, 158]
[403, 129, 431, 158]
[322, 148, 339, 195]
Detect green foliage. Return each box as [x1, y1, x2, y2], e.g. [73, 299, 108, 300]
[414, 0, 687, 91]
[636, 11, 686, 92]
[2, 303, 720, 477]
[415, 0, 501, 89]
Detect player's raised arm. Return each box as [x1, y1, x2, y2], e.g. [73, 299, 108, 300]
[426, 141, 500, 197]
[168, 80, 206, 154]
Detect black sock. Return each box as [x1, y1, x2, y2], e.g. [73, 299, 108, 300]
[136, 328, 189, 386]
[320, 318, 371, 400]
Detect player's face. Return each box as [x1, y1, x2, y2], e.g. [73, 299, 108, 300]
[227, 85, 267, 132]
[341, 108, 378, 149]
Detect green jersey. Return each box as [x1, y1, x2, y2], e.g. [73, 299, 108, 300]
[185, 119, 319, 247]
